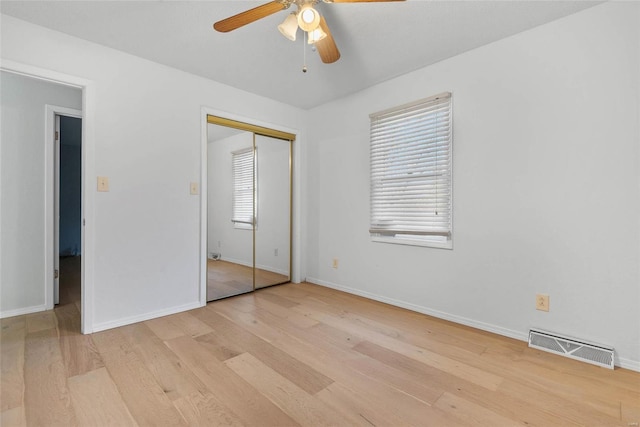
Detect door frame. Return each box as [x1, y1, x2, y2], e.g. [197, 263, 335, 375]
[1, 60, 96, 334]
[48, 106, 83, 305]
[200, 107, 302, 305]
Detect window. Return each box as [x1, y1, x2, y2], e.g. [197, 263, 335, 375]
[231, 147, 254, 230]
[369, 92, 452, 248]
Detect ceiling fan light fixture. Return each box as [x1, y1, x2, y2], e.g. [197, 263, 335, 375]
[278, 12, 298, 41]
[297, 4, 320, 32]
[307, 27, 327, 44]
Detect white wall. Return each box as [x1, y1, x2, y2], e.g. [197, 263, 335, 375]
[0, 71, 82, 316]
[305, 2, 640, 369]
[1, 15, 305, 331]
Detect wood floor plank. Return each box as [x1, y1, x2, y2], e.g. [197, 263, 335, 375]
[446, 377, 582, 426]
[145, 310, 213, 342]
[23, 328, 77, 426]
[172, 392, 245, 427]
[25, 311, 56, 334]
[253, 295, 319, 329]
[498, 377, 629, 426]
[622, 401, 640, 427]
[256, 289, 300, 308]
[314, 374, 460, 427]
[144, 316, 185, 341]
[92, 329, 188, 426]
[471, 346, 635, 422]
[236, 304, 444, 405]
[289, 283, 525, 353]
[164, 335, 299, 427]
[0, 316, 26, 411]
[296, 290, 489, 356]
[192, 330, 244, 362]
[55, 302, 104, 377]
[224, 352, 346, 427]
[193, 306, 334, 395]
[0, 405, 26, 427]
[298, 303, 504, 391]
[165, 311, 214, 338]
[294, 296, 489, 359]
[129, 323, 210, 402]
[314, 382, 407, 427]
[214, 304, 452, 426]
[433, 392, 521, 426]
[351, 338, 495, 398]
[67, 367, 137, 426]
[518, 349, 640, 405]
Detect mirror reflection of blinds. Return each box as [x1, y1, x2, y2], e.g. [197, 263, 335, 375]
[232, 147, 254, 226]
[369, 92, 452, 238]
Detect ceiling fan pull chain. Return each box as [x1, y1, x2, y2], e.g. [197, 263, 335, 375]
[302, 31, 308, 73]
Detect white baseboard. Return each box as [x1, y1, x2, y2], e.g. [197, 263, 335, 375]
[91, 301, 202, 333]
[220, 256, 252, 268]
[0, 304, 48, 319]
[618, 357, 640, 372]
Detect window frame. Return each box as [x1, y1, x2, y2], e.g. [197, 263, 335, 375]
[369, 92, 453, 249]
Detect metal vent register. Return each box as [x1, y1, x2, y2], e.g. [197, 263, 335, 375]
[528, 329, 614, 369]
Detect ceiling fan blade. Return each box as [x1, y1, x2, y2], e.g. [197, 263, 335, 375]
[316, 16, 340, 64]
[213, 1, 286, 33]
[330, 0, 405, 2]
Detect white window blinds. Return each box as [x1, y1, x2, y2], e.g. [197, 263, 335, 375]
[369, 92, 452, 240]
[232, 147, 254, 226]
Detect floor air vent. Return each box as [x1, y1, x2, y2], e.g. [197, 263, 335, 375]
[528, 329, 614, 369]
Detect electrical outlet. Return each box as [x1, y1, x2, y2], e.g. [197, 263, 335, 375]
[536, 294, 550, 312]
[332, 258, 339, 269]
[190, 182, 199, 195]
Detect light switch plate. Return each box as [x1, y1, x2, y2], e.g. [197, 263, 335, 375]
[190, 182, 199, 195]
[97, 176, 109, 192]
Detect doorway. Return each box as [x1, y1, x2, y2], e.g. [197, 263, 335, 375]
[206, 115, 294, 301]
[1, 64, 93, 332]
[55, 114, 83, 309]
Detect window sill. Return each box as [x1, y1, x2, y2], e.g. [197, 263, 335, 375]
[371, 235, 453, 250]
[233, 224, 253, 231]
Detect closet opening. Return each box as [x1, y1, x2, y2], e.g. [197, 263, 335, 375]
[205, 115, 294, 301]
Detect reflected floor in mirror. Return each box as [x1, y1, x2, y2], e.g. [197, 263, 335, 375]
[207, 259, 289, 301]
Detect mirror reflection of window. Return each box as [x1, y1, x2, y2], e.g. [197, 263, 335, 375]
[231, 147, 255, 230]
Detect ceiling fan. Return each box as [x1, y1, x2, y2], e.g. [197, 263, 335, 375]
[213, 0, 404, 65]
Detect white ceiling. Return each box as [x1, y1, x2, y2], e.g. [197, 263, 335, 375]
[1, 1, 600, 109]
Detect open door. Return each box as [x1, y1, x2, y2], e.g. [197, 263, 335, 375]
[54, 115, 61, 304]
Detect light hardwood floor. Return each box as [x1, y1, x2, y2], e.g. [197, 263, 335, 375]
[1, 262, 639, 426]
[207, 259, 289, 301]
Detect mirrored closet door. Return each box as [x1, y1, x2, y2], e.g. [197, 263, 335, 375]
[206, 116, 293, 301]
